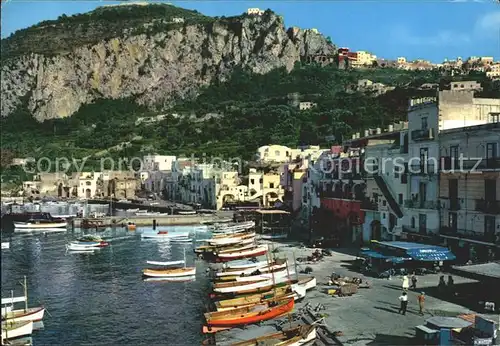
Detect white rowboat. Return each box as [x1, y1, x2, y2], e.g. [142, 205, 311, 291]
[1, 242, 9, 250]
[146, 260, 185, 266]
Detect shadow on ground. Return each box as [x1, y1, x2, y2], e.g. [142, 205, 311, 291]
[366, 333, 417, 345]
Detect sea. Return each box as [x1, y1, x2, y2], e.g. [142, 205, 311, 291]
[1, 223, 213, 345]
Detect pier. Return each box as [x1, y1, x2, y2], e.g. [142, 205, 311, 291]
[71, 212, 234, 228]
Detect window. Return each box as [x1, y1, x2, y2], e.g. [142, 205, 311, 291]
[275, 151, 280, 157]
[269, 183, 275, 188]
[448, 212, 457, 231]
[486, 142, 498, 159]
[250, 179, 255, 184]
[383, 200, 387, 206]
[411, 217, 416, 228]
[86, 181, 92, 186]
[382, 213, 386, 219]
[421, 117, 428, 130]
[490, 113, 499, 123]
[450, 145, 459, 168]
[398, 194, 403, 205]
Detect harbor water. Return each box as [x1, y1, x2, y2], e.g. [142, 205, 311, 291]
[1, 226, 211, 345]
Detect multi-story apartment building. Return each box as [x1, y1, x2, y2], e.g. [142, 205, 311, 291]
[486, 64, 500, 80]
[404, 98, 441, 240]
[439, 122, 500, 262]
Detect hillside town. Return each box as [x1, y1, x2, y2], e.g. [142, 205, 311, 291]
[2, 4, 500, 346]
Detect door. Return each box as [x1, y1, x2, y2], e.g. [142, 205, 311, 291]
[449, 179, 458, 210]
[450, 145, 459, 170]
[420, 148, 429, 170]
[419, 214, 427, 234]
[484, 216, 495, 242]
[486, 143, 498, 168]
[448, 212, 457, 233]
[485, 179, 497, 202]
[419, 182, 427, 208]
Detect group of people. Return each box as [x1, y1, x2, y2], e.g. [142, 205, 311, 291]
[398, 291, 425, 316]
[398, 274, 425, 316]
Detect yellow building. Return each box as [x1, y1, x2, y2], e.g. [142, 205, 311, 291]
[354, 51, 377, 67]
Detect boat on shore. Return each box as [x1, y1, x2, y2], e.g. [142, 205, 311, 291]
[216, 260, 287, 278]
[204, 298, 294, 328]
[230, 324, 316, 346]
[216, 245, 268, 262]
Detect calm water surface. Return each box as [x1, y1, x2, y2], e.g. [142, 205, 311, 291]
[1, 226, 211, 345]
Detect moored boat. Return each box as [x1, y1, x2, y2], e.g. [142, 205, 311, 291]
[142, 249, 196, 278]
[14, 220, 67, 229]
[1, 242, 9, 250]
[1, 277, 45, 324]
[141, 231, 189, 239]
[1, 320, 33, 340]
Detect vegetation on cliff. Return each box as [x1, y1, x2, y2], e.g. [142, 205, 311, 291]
[3, 63, 482, 173]
[1, 4, 214, 59]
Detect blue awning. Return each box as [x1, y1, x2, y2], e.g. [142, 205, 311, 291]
[360, 250, 388, 259]
[408, 251, 456, 262]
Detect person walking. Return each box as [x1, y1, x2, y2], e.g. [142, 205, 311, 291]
[410, 273, 417, 290]
[398, 292, 408, 315]
[402, 275, 409, 291]
[417, 292, 425, 315]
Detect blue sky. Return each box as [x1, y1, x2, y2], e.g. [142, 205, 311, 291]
[1, 0, 499, 63]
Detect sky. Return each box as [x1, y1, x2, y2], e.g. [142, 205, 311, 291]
[1, 0, 499, 63]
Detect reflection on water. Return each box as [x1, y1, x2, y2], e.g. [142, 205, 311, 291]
[1, 226, 210, 345]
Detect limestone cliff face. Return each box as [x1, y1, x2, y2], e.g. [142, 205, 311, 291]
[1, 11, 335, 121]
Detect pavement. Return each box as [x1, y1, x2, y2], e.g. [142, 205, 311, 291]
[259, 242, 499, 346]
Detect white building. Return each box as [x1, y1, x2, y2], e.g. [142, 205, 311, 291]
[143, 155, 176, 172]
[247, 7, 264, 15]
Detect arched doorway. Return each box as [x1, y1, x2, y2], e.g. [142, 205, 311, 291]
[85, 189, 91, 199]
[371, 220, 382, 241]
[57, 183, 63, 197]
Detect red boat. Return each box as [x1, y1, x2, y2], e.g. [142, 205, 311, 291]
[204, 298, 294, 328]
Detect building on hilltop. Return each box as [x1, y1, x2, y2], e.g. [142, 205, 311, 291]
[247, 7, 264, 15]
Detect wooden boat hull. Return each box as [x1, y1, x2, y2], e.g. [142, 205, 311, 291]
[230, 325, 316, 346]
[216, 293, 297, 312]
[142, 267, 196, 278]
[216, 247, 268, 262]
[2, 307, 45, 323]
[205, 299, 294, 327]
[1, 321, 33, 340]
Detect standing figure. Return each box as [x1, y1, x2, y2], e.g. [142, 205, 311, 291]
[398, 292, 408, 315]
[438, 275, 446, 293]
[402, 275, 409, 291]
[410, 273, 418, 290]
[417, 292, 425, 315]
[447, 275, 455, 295]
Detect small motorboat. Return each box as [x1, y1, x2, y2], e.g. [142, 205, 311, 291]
[14, 219, 67, 230]
[70, 235, 109, 248]
[141, 231, 189, 239]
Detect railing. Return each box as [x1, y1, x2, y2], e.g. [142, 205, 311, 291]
[441, 157, 500, 171]
[360, 199, 378, 211]
[440, 227, 500, 244]
[409, 163, 437, 175]
[411, 128, 434, 141]
[475, 199, 500, 214]
[404, 199, 440, 210]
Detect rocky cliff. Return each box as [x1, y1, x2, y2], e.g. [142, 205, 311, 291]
[1, 4, 335, 121]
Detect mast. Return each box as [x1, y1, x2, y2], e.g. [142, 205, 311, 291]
[183, 248, 186, 269]
[267, 245, 277, 300]
[23, 276, 28, 313]
[292, 251, 299, 281]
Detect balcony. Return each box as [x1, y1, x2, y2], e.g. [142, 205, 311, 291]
[404, 199, 440, 210]
[475, 199, 500, 214]
[441, 157, 500, 171]
[411, 128, 434, 141]
[409, 163, 437, 175]
[360, 198, 378, 211]
[440, 227, 500, 244]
